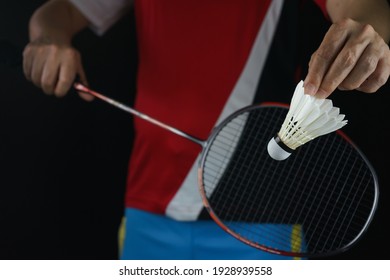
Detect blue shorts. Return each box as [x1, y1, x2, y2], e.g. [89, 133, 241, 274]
[119, 208, 302, 260]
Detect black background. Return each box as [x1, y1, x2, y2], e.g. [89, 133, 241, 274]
[0, 0, 136, 259]
[0, 1, 389, 260]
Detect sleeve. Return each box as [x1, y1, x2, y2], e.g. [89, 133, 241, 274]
[68, 0, 133, 36]
[313, 0, 330, 21]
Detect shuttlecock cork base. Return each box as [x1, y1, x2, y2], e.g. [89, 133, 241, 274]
[267, 135, 295, 161]
[267, 80, 348, 161]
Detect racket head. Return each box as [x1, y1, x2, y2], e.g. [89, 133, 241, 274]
[198, 104, 379, 258]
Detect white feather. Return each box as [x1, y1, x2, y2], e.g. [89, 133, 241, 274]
[270, 80, 348, 158]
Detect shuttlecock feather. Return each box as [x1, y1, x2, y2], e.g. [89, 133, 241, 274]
[267, 80, 348, 161]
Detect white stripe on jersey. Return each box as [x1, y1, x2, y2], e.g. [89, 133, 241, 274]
[166, 0, 285, 221]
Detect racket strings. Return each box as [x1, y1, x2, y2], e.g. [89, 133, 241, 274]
[204, 109, 320, 245]
[209, 137, 370, 248]
[219, 111, 273, 223]
[249, 115, 322, 226]
[247, 126, 342, 248]
[301, 140, 373, 252]
[298, 148, 373, 253]
[326, 168, 373, 250]
[269, 135, 328, 228]
[324, 169, 370, 251]
[206, 109, 276, 223]
[205, 109, 303, 249]
[201, 106, 377, 256]
[291, 135, 347, 249]
[203, 113, 249, 195]
[237, 108, 295, 224]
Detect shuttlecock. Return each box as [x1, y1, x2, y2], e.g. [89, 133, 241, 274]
[267, 80, 348, 161]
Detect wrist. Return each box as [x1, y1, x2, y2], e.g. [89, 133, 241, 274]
[29, 30, 73, 47]
[28, 2, 76, 45]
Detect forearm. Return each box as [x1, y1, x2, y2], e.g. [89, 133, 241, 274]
[326, 0, 390, 43]
[29, 0, 89, 44]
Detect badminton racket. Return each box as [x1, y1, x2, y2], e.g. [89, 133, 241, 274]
[1, 40, 378, 257]
[75, 83, 379, 258]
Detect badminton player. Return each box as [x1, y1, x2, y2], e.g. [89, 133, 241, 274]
[22, 0, 390, 259]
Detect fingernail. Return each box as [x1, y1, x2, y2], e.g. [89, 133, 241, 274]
[304, 83, 316, 95]
[316, 89, 328, 99]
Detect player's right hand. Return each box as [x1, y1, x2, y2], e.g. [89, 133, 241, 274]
[23, 37, 93, 101]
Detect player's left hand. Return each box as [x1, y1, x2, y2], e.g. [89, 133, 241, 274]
[304, 18, 390, 98]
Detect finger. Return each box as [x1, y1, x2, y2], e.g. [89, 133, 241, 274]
[54, 56, 77, 98]
[30, 53, 46, 89]
[41, 53, 61, 94]
[357, 58, 390, 93]
[338, 43, 381, 91]
[78, 91, 94, 101]
[75, 57, 93, 102]
[317, 26, 375, 98]
[304, 20, 350, 96]
[22, 45, 33, 81]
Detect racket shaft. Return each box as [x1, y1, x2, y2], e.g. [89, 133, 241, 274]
[74, 82, 204, 146]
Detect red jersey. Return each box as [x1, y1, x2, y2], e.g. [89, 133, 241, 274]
[125, 0, 329, 220]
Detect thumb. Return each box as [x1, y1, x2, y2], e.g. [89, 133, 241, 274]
[76, 60, 94, 102]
